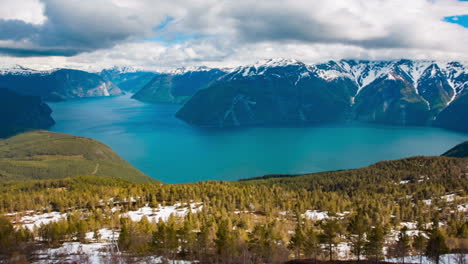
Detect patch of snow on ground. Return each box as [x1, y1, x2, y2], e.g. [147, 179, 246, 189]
[15, 211, 67, 231]
[335, 242, 352, 259]
[387, 254, 467, 264]
[457, 203, 468, 212]
[302, 210, 329, 221]
[423, 199, 432, 206]
[123, 202, 203, 222]
[32, 242, 195, 264]
[441, 194, 456, 202]
[85, 228, 120, 242]
[400, 222, 418, 230]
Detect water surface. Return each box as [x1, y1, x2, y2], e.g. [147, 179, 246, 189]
[50, 95, 468, 183]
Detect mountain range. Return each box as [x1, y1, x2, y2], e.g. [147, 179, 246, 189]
[1, 59, 467, 133]
[176, 59, 468, 132]
[0, 66, 123, 101]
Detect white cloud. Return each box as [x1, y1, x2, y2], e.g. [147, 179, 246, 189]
[0, 0, 46, 24]
[0, 0, 466, 69]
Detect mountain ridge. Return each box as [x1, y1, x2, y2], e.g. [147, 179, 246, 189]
[0, 67, 124, 101]
[176, 58, 467, 131]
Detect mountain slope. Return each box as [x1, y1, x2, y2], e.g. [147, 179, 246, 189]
[100, 67, 157, 92]
[435, 88, 468, 133]
[0, 67, 123, 101]
[442, 141, 468, 158]
[176, 59, 356, 126]
[0, 88, 55, 138]
[0, 131, 157, 183]
[353, 66, 431, 126]
[132, 67, 226, 104]
[177, 59, 467, 130]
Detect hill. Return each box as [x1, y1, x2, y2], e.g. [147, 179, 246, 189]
[442, 141, 468, 158]
[0, 131, 157, 183]
[0, 88, 55, 138]
[241, 155, 468, 194]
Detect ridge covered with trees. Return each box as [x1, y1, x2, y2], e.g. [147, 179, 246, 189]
[0, 150, 466, 263]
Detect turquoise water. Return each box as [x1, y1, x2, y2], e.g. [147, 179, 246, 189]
[49, 95, 468, 183]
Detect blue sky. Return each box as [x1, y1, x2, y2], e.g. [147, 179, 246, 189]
[444, 15, 468, 27]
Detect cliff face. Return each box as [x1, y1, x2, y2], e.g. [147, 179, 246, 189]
[0, 88, 55, 138]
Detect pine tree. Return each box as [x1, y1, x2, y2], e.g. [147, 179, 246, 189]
[347, 209, 367, 261]
[394, 226, 411, 264]
[425, 227, 449, 264]
[413, 232, 427, 264]
[320, 219, 341, 261]
[364, 224, 385, 262]
[303, 225, 320, 262]
[289, 221, 306, 259]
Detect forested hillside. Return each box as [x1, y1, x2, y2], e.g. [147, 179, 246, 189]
[0, 153, 466, 263]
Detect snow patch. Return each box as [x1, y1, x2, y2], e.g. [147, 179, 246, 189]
[302, 210, 329, 221]
[122, 203, 203, 222]
[14, 211, 67, 231]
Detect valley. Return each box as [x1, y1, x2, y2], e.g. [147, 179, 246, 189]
[0, 59, 466, 264]
[48, 94, 467, 183]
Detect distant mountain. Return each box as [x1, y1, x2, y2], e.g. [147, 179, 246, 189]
[442, 141, 468, 158]
[0, 88, 55, 138]
[0, 66, 123, 101]
[132, 67, 227, 104]
[176, 59, 467, 131]
[100, 66, 158, 92]
[0, 130, 157, 183]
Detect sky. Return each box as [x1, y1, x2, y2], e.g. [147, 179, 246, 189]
[0, 0, 467, 71]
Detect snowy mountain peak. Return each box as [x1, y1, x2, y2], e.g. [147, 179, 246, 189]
[0, 65, 56, 75]
[167, 66, 213, 75]
[107, 66, 142, 73]
[253, 58, 304, 68]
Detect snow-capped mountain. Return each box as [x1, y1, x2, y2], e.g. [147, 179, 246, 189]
[176, 59, 468, 132]
[100, 67, 157, 92]
[132, 67, 227, 104]
[0, 66, 123, 101]
[0, 65, 57, 76]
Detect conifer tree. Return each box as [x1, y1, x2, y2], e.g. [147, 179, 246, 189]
[364, 224, 385, 262]
[347, 209, 367, 261]
[320, 219, 341, 261]
[425, 227, 449, 264]
[393, 226, 411, 264]
[289, 221, 306, 259]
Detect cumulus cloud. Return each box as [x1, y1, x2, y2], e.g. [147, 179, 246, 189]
[0, 0, 466, 68]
